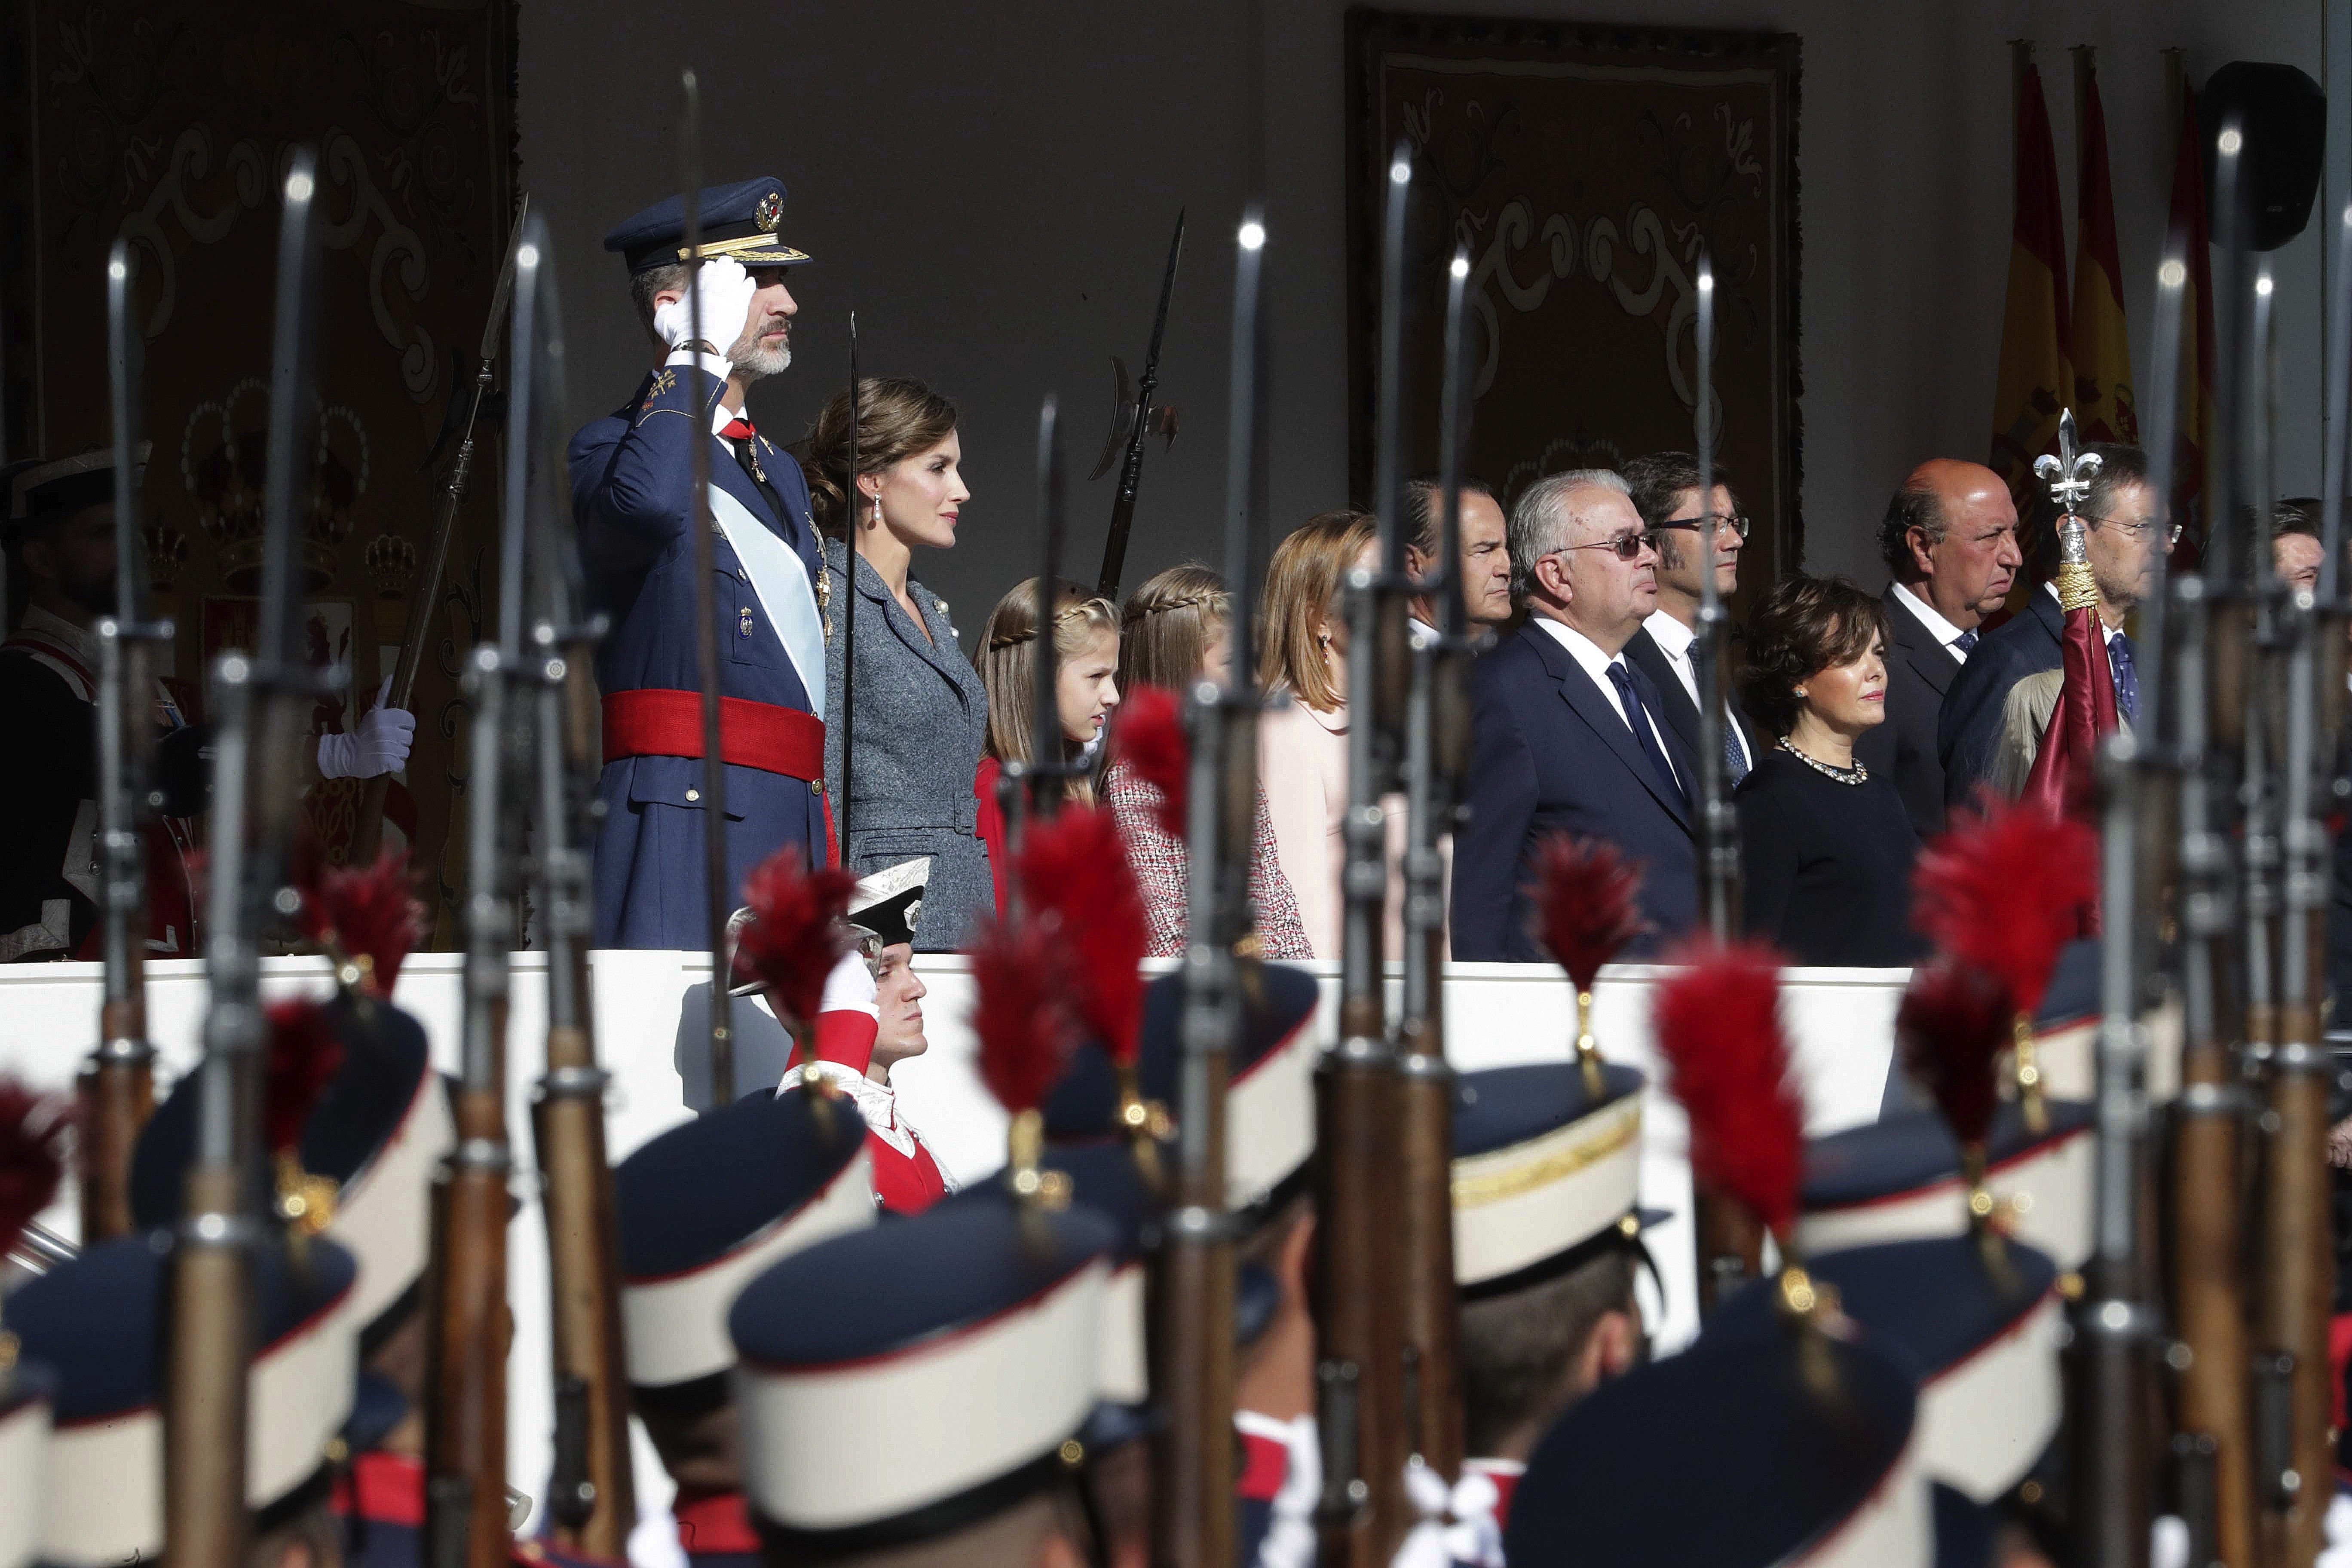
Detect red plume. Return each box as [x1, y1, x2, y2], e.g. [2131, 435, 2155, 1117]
[1535, 833, 1648, 991]
[736, 849, 861, 1027]
[1110, 684, 1189, 840]
[1912, 796, 2097, 1018]
[296, 847, 428, 995]
[1016, 806, 1149, 1067]
[968, 914, 1078, 1114]
[0, 1078, 72, 1260]
[1896, 959, 2012, 1148]
[1651, 938, 1804, 1239]
[264, 999, 344, 1158]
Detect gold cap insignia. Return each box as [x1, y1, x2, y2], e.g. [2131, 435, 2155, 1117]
[755, 191, 782, 233]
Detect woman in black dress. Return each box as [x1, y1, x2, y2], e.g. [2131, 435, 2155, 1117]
[1733, 575, 1928, 967]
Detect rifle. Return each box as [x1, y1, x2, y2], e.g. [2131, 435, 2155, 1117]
[1686, 254, 1764, 1313]
[1092, 210, 1185, 602]
[1021, 399, 1068, 831]
[1314, 139, 1413, 1567]
[350, 196, 532, 867]
[839, 316, 859, 861]
[1151, 206, 1264, 1568]
[84, 237, 165, 1243]
[422, 176, 534, 1568]
[515, 217, 639, 1557]
[1391, 241, 1473, 1482]
[165, 150, 322, 1568]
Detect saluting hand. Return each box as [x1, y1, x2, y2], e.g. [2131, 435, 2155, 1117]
[653, 257, 759, 359]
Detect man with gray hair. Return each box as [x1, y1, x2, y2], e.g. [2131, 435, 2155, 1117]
[1451, 469, 1698, 960]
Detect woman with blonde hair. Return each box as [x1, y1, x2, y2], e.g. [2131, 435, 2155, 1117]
[1255, 510, 1382, 957]
[1103, 564, 1310, 958]
[976, 577, 1122, 840]
[806, 375, 993, 950]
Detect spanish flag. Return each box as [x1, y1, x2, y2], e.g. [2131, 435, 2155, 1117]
[2070, 62, 2136, 446]
[1988, 59, 2074, 520]
[2166, 83, 2218, 566]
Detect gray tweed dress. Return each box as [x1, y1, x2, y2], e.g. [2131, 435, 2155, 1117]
[821, 538, 995, 950]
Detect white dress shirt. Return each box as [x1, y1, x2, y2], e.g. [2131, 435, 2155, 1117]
[1890, 582, 1977, 661]
[1639, 609, 1753, 773]
[1533, 618, 1684, 790]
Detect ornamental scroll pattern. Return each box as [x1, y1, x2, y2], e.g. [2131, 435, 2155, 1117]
[1347, 17, 1804, 594]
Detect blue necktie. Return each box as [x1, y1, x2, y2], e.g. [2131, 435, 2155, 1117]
[1723, 710, 1750, 785]
[1608, 662, 1690, 809]
[2108, 631, 2138, 724]
[1954, 628, 1980, 655]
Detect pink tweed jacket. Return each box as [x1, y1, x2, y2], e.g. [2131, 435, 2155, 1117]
[1103, 760, 1313, 960]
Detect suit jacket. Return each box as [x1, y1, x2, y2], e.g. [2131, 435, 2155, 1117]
[1937, 590, 2064, 814]
[1853, 585, 1964, 839]
[1451, 621, 1699, 961]
[821, 539, 995, 951]
[570, 364, 830, 949]
[1621, 623, 1759, 777]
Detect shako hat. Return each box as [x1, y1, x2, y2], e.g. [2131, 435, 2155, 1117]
[9, 1232, 361, 1566]
[6, 444, 149, 533]
[846, 854, 929, 952]
[129, 991, 455, 1344]
[1044, 961, 1321, 1219]
[615, 1085, 872, 1390]
[1451, 1060, 1650, 1297]
[603, 177, 811, 275]
[729, 1196, 1118, 1555]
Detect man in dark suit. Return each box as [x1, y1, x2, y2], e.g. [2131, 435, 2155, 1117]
[1854, 460, 2023, 837]
[1453, 470, 1697, 961]
[1620, 452, 1759, 778]
[1939, 444, 2154, 808]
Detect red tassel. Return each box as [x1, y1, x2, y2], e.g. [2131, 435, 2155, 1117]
[1913, 796, 2097, 1019]
[1534, 833, 1648, 991]
[1110, 684, 1189, 841]
[737, 849, 861, 1027]
[295, 846, 428, 995]
[1896, 959, 2012, 1147]
[0, 1078, 72, 1261]
[1651, 938, 1804, 1240]
[968, 914, 1078, 1114]
[1016, 806, 1148, 1067]
[264, 999, 344, 1158]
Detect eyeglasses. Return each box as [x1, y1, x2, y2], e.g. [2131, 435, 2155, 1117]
[1548, 530, 1659, 564]
[2083, 514, 2184, 548]
[1655, 511, 1752, 541]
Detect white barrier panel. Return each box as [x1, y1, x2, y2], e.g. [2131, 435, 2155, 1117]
[0, 952, 1908, 1558]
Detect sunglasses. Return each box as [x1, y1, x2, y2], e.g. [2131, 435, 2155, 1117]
[1655, 511, 1752, 541]
[1550, 530, 1659, 564]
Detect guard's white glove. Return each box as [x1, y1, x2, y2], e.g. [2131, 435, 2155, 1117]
[819, 947, 879, 1020]
[317, 677, 416, 780]
[652, 257, 757, 356]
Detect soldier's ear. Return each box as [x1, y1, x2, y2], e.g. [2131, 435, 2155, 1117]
[1905, 525, 1936, 578]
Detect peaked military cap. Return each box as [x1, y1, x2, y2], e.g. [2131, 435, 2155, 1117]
[1799, 1100, 2093, 1270]
[730, 1196, 1117, 1555]
[1452, 1060, 1648, 1298]
[1503, 1321, 1931, 1567]
[0, 1360, 54, 1568]
[847, 855, 929, 952]
[129, 991, 456, 1344]
[5, 444, 148, 531]
[616, 1085, 872, 1390]
[1709, 1236, 2064, 1503]
[604, 176, 812, 274]
[9, 1232, 361, 1566]
[1044, 960, 1321, 1217]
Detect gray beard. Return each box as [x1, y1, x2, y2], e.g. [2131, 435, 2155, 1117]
[731, 341, 793, 380]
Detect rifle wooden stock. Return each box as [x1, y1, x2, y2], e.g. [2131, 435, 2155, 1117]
[1313, 1022, 1407, 1565]
[2255, 1018, 2332, 1568]
[426, 1078, 514, 1568]
[78, 1016, 153, 1241]
[165, 1165, 254, 1568]
[1393, 1019, 1462, 1478]
[1151, 1011, 1235, 1568]
[2172, 1036, 2257, 1568]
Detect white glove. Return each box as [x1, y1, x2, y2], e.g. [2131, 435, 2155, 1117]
[652, 257, 757, 355]
[317, 677, 416, 780]
[819, 947, 879, 1019]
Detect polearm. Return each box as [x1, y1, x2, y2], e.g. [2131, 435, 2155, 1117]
[350, 196, 532, 867]
[1094, 209, 1186, 601]
[1391, 242, 1471, 1482]
[518, 218, 638, 1557]
[1315, 138, 1412, 1567]
[84, 237, 165, 1242]
[839, 315, 859, 862]
[423, 182, 533, 1568]
[165, 150, 321, 1568]
[1152, 206, 1264, 1568]
[678, 68, 735, 1103]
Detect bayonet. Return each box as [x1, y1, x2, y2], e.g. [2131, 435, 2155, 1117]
[840, 315, 861, 859]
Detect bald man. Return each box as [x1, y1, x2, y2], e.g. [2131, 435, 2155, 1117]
[1853, 460, 2022, 837]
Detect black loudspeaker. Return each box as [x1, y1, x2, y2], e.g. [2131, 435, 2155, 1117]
[2200, 61, 2326, 252]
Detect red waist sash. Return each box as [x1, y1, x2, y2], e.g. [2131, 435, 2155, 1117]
[602, 689, 824, 782]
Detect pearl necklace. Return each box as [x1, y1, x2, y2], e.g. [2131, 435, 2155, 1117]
[1778, 738, 1868, 785]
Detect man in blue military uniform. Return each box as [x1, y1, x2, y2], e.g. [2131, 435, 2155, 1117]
[570, 176, 832, 949]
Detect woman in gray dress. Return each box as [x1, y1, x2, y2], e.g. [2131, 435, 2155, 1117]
[808, 377, 995, 950]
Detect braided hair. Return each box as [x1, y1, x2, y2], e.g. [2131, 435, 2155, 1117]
[978, 577, 1120, 806]
[1118, 564, 1229, 694]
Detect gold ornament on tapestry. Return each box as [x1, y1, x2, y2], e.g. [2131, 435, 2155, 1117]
[183, 380, 370, 592]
